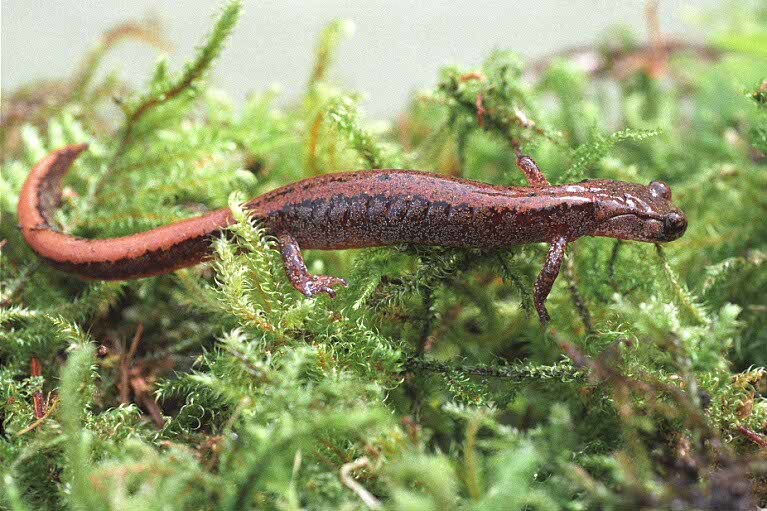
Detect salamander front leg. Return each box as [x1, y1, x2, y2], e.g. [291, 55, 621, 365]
[277, 233, 348, 298]
[534, 236, 567, 324]
[516, 154, 550, 187]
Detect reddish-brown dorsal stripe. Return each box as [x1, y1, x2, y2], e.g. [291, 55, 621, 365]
[18, 144, 234, 279]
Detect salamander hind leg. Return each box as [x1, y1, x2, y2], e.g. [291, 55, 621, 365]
[277, 233, 348, 298]
[516, 154, 550, 187]
[533, 236, 567, 324]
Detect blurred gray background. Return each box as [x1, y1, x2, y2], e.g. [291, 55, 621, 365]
[2, 0, 717, 117]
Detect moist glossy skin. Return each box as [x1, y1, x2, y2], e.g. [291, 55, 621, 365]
[249, 171, 685, 249]
[18, 144, 687, 323]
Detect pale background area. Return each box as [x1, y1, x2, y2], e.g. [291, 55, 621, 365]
[3, 0, 717, 117]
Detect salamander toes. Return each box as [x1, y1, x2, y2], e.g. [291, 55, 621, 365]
[302, 276, 348, 299]
[535, 302, 551, 326]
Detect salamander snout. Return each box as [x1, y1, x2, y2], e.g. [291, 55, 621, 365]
[663, 211, 687, 241]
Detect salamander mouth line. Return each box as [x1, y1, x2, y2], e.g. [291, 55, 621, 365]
[606, 213, 663, 223]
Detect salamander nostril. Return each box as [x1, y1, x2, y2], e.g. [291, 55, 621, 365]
[664, 211, 687, 239]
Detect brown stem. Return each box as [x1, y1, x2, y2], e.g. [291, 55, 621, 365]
[118, 323, 144, 404]
[30, 357, 46, 419]
[736, 426, 767, 449]
[564, 255, 594, 334]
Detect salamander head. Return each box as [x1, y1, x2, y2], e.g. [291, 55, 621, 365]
[589, 180, 687, 242]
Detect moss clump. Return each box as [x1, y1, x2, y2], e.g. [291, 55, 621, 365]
[1, 1, 766, 509]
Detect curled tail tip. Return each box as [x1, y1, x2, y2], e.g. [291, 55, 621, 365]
[39, 143, 89, 168]
[40, 143, 89, 172]
[63, 142, 89, 156]
[46, 143, 89, 162]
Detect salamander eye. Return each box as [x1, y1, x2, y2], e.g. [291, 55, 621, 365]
[649, 181, 672, 200]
